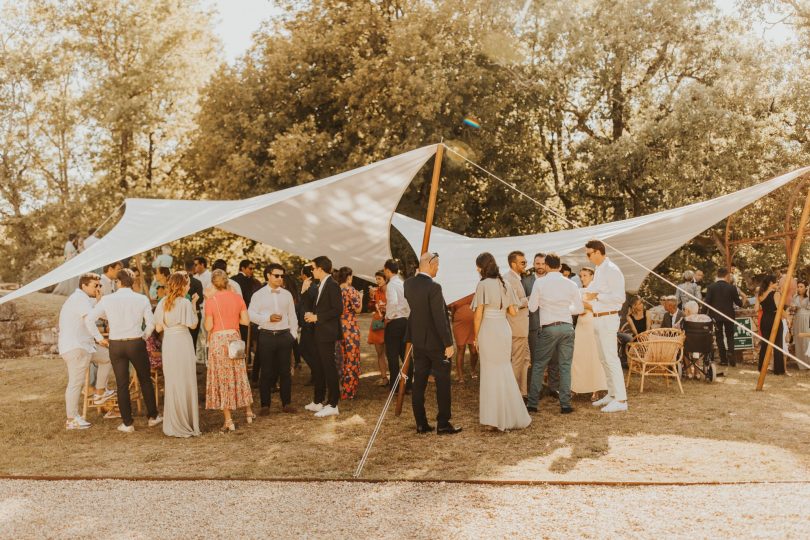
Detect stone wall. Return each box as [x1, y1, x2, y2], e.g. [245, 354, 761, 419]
[0, 302, 59, 358]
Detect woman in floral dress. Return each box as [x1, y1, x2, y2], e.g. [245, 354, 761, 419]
[337, 266, 363, 400]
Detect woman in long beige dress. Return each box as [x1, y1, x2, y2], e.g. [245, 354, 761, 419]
[472, 253, 531, 432]
[154, 272, 201, 438]
[571, 268, 608, 396]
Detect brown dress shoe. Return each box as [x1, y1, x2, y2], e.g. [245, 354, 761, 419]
[282, 405, 296, 413]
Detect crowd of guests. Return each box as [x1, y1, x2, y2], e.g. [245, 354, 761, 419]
[55, 235, 809, 436]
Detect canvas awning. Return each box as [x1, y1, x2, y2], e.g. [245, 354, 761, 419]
[0, 145, 438, 306]
[392, 165, 810, 303]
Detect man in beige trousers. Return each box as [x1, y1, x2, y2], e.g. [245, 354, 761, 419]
[505, 251, 531, 398]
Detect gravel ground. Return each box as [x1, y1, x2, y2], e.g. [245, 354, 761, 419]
[1, 479, 809, 539]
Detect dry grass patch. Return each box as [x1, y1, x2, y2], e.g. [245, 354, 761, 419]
[2, 310, 810, 481]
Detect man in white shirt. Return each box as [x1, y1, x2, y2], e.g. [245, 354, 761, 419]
[505, 251, 531, 398]
[86, 269, 162, 432]
[383, 259, 411, 390]
[100, 261, 122, 296]
[58, 273, 115, 430]
[249, 263, 299, 415]
[527, 254, 584, 414]
[193, 256, 212, 364]
[583, 240, 628, 413]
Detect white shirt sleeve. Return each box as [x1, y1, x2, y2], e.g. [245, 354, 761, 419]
[142, 298, 155, 339]
[248, 289, 266, 326]
[528, 278, 541, 313]
[287, 294, 299, 339]
[85, 299, 106, 342]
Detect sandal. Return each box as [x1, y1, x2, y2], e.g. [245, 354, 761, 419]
[220, 420, 235, 432]
[245, 412, 256, 425]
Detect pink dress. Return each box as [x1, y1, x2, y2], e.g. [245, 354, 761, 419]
[205, 290, 253, 410]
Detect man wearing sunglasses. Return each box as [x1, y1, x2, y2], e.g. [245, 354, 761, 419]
[582, 240, 628, 413]
[58, 273, 115, 430]
[249, 263, 299, 415]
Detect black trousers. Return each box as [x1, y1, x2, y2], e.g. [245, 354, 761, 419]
[190, 316, 201, 348]
[256, 330, 294, 407]
[385, 318, 411, 388]
[758, 317, 785, 374]
[313, 339, 340, 407]
[109, 339, 158, 426]
[299, 328, 317, 373]
[714, 319, 736, 365]
[412, 347, 452, 428]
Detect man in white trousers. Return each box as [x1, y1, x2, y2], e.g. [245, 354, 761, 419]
[582, 240, 628, 413]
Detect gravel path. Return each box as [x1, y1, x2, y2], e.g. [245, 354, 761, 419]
[1, 479, 809, 538]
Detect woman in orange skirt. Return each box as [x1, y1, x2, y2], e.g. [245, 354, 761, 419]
[205, 269, 254, 432]
[367, 271, 388, 385]
[448, 293, 478, 382]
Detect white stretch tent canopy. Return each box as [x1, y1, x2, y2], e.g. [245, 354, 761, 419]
[393, 165, 810, 304]
[0, 144, 438, 306]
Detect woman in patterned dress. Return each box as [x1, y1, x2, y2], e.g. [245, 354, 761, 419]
[205, 269, 254, 431]
[337, 266, 363, 399]
[367, 271, 388, 385]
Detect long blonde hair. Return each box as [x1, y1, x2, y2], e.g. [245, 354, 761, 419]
[164, 272, 190, 312]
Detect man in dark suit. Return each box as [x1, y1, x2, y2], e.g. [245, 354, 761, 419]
[303, 256, 343, 418]
[661, 295, 684, 329]
[404, 252, 461, 435]
[705, 267, 744, 366]
[298, 263, 318, 381]
[522, 252, 559, 398]
[183, 260, 204, 349]
[231, 259, 262, 379]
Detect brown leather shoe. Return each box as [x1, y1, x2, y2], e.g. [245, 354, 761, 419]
[282, 405, 296, 413]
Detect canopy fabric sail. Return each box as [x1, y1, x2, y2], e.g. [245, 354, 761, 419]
[392, 165, 810, 304]
[0, 145, 438, 306]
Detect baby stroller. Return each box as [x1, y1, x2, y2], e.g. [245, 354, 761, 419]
[682, 320, 718, 382]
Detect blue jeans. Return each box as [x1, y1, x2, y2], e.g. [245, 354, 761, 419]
[528, 323, 574, 408]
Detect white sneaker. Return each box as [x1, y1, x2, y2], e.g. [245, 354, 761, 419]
[314, 405, 339, 418]
[601, 400, 628, 413]
[147, 415, 163, 427]
[66, 418, 90, 430]
[117, 423, 135, 433]
[93, 389, 116, 405]
[304, 402, 324, 412]
[592, 395, 614, 407]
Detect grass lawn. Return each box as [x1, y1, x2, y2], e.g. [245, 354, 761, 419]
[2, 295, 810, 482]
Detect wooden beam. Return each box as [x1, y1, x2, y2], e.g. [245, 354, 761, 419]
[757, 182, 810, 390]
[395, 144, 444, 416]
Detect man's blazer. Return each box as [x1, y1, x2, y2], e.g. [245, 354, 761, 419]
[521, 273, 539, 332]
[504, 270, 529, 338]
[404, 273, 453, 352]
[705, 280, 743, 320]
[314, 276, 342, 342]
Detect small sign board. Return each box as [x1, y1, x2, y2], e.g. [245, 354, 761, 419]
[733, 317, 754, 350]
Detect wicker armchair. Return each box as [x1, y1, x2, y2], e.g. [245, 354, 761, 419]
[625, 327, 685, 393]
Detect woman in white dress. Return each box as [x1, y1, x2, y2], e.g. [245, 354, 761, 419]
[791, 281, 810, 370]
[472, 252, 531, 432]
[52, 233, 81, 296]
[154, 272, 201, 437]
[571, 267, 607, 398]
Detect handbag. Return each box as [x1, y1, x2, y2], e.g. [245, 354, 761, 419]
[212, 296, 246, 359]
[371, 318, 385, 331]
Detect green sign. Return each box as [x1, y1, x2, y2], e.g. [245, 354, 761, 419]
[733, 317, 754, 350]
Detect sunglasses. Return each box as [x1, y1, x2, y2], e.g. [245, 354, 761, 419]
[585, 251, 595, 258]
[270, 273, 284, 278]
[428, 252, 439, 263]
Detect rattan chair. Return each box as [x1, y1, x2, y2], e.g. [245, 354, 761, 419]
[625, 327, 685, 393]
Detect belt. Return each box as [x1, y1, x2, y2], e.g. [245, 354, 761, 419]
[593, 310, 620, 318]
[541, 321, 571, 329]
[110, 337, 142, 342]
[259, 328, 291, 336]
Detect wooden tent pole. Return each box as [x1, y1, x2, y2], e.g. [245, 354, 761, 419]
[757, 180, 810, 390]
[395, 144, 444, 416]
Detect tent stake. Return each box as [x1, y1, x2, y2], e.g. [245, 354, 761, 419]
[756, 181, 810, 390]
[395, 144, 444, 416]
